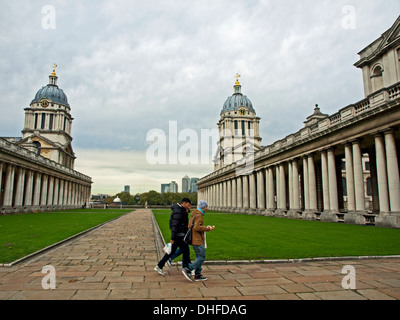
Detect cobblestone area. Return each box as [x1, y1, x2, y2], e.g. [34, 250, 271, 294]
[1, 210, 399, 300]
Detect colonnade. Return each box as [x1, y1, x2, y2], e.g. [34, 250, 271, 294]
[0, 161, 91, 214]
[198, 129, 400, 228]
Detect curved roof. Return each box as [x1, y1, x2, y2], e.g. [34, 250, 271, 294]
[221, 93, 255, 115]
[31, 84, 70, 108]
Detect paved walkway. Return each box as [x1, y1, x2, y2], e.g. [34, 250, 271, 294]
[1, 209, 400, 300]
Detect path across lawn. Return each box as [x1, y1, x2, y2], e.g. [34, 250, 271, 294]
[154, 211, 400, 261]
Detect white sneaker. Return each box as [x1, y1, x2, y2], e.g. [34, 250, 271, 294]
[154, 265, 166, 276]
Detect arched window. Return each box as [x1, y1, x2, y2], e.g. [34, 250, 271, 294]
[371, 65, 384, 92]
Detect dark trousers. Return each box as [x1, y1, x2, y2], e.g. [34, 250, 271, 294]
[158, 236, 191, 269]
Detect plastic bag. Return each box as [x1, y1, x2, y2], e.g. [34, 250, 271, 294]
[163, 243, 172, 254]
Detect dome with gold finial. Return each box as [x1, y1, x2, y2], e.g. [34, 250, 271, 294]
[221, 74, 255, 115]
[31, 64, 70, 108]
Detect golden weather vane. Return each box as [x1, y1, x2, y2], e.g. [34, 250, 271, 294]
[235, 73, 241, 84]
[51, 63, 58, 76]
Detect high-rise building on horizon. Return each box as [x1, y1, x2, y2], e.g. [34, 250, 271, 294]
[182, 175, 190, 193]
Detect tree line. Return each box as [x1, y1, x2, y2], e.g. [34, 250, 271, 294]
[102, 191, 198, 206]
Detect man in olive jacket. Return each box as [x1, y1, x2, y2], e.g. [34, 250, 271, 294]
[182, 200, 215, 282]
[154, 198, 192, 275]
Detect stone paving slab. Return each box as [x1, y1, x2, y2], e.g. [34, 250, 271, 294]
[0, 209, 400, 300]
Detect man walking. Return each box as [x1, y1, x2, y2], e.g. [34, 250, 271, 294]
[182, 200, 215, 282]
[154, 198, 192, 275]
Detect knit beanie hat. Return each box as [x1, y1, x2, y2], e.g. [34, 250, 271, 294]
[198, 200, 208, 209]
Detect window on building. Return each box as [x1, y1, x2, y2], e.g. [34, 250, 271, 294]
[234, 120, 238, 135]
[372, 65, 384, 91]
[365, 161, 370, 171]
[34, 114, 38, 129]
[41, 113, 46, 129]
[342, 177, 347, 196]
[49, 114, 54, 131]
[241, 120, 245, 136]
[366, 178, 372, 196]
[33, 141, 41, 156]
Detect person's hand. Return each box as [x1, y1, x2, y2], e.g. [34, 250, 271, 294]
[170, 240, 175, 244]
[208, 226, 215, 231]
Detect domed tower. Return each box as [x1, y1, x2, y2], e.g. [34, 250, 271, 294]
[19, 65, 76, 169]
[214, 75, 262, 171]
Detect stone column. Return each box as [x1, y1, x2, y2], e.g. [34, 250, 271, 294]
[59, 179, 65, 207]
[237, 176, 243, 210]
[288, 160, 301, 219]
[288, 162, 293, 210]
[231, 178, 237, 210]
[257, 170, 265, 211]
[292, 160, 300, 211]
[14, 168, 26, 208]
[242, 174, 249, 211]
[276, 163, 286, 216]
[321, 148, 340, 222]
[47, 176, 54, 206]
[53, 178, 60, 207]
[308, 154, 318, 212]
[303, 157, 309, 211]
[344, 143, 356, 212]
[321, 150, 330, 212]
[249, 172, 257, 212]
[222, 181, 227, 209]
[227, 179, 232, 209]
[3, 165, 15, 208]
[40, 174, 48, 207]
[374, 133, 390, 213]
[0, 163, 3, 198]
[24, 170, 34, 207]
[33, 172, 42, 207]
[384, 130, 400, 212]
[63, 181, 69, 206]
[353, 140, 366, 212]
[266, 167, 275, 215]
[327, 148, 339, 213]
[345, 140, 366, 225]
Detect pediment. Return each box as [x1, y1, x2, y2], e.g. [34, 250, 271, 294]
[18, 134, 58, 149]
[377, 16, 400, 51]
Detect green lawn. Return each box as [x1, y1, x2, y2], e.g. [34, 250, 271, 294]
[153, 210, 400, 261]
[0, 209, 130, 264]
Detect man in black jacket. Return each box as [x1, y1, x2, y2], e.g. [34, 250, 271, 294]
[154, 198, 192, 275]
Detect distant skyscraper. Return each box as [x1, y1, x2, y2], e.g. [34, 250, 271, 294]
[161, 184, 170, 194]
[161, 181, 179, 193]
[124, 185, 131, 194]
[190, 178, 199, 193]
[170, 181, 178, 193]
[182, 175, 190, 193]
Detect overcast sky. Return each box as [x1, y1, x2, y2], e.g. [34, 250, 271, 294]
[1, 1, 399, 195]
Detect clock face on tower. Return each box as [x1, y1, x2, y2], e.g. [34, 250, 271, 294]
[239, 108, 247, 116]
[41, 100, 49, 108]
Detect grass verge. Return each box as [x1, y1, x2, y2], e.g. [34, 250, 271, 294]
[0, 209, 130, 264]
[153, 210, 400, 261]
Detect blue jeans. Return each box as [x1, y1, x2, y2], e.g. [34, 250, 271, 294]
[169, 248, 189, 268]
[188, 245, 206, 276]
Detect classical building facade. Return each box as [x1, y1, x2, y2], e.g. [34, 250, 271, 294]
[0, 66, 92, 214]
[198, 15, 400, 228]
[214, 74, 262, 171]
